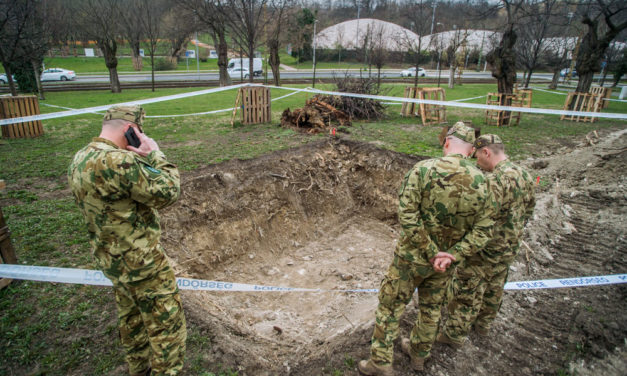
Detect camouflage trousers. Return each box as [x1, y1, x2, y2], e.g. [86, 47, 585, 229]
[474, 261, 510, 331]
[444, 258, 509, 342]
[370, 254, 454, 365]
[102, 248, 187, 376]
[443, 257, 487, 344]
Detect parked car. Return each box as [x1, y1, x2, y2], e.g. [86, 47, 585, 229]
[400, 67, 426, 77]
[41, 68, 76, 81]
[228, 67, 250, 79]
[560, 68, 577, 78]
[0, 73, 15, 84]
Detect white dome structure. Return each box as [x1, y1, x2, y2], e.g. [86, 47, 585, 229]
[315, 18, 420, 50]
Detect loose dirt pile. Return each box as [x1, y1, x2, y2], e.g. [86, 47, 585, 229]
[161, 130, 626, 375]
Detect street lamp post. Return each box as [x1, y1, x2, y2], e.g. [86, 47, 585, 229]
[430, 1, 437, 35]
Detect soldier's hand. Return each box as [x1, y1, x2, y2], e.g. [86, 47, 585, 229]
[127, 131, 160, 157]
[430, 252, 456, 273]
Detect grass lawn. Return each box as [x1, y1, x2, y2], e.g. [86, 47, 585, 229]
[0, 83, 626, 375]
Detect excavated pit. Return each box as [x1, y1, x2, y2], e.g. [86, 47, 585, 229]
[160, 139, 424, 371]
[160, 132, 627, 375]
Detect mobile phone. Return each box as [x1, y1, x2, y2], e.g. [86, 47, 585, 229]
[124, 127, 141, 148]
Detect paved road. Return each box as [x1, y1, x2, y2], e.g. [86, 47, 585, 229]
[74, 70, 593, 83]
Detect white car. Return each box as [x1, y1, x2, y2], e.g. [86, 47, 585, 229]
[400, 67, 426, 77]
[228, 67, 250, 79]
[41, 68, 76, 81]
[0, 73, 15, 84]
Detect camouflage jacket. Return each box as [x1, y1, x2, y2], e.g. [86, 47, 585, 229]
[477, 159, 535, 264]
[68, 138, 180, 283]
[395, 154, 496, 265]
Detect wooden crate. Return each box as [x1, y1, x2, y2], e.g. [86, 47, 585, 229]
[0, 181, 18, 288]
[485, 92, 525, 127]
[400, 86, 447, 126]
[560, 92, 602, 123]
[238, 86, 271, 125]
[588, 86, 612, 109]
[513, 88, 533, 108]
[0, 95, 43, 138]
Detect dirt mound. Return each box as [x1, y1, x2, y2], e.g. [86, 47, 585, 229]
[160, 131, 627, 375]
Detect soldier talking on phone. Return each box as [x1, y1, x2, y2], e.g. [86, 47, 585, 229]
[68, 105, 186, 376]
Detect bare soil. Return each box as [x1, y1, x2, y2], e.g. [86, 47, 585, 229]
[160, 131, 627, 375]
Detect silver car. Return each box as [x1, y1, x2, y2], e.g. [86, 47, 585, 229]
[41, 68, 76, 81]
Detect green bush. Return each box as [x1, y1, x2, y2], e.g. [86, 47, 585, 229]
[154, 58, 176, 71]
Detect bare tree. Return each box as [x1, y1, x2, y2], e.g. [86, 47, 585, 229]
[177, 0, 231, 86]
[74, 0, 123, 93]
[266, 0, 293, 86]
[118, 0, 144, 71]
[369, 22, 387, 87]
[574, 0, 627, 92]
[219, 0, 270, 83]
[0, 0, 35, 96]
[162, 4, 197, 65]
[515, 0, 557, 88]
[486, 0, 525, 95]
[446, 27, 469, 89]
[398, 0, 431, 88]
[138, 0, 171, 92]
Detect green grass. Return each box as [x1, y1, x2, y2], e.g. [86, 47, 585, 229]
[0, 83, 625, 375]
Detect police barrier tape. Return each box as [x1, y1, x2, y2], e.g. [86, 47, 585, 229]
[0, 264, 625, 292]
[2, 83, 627, 127]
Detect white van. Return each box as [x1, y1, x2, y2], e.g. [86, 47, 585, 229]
[227, 58, 263, 76]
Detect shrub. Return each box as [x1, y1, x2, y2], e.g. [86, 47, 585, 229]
[154, 58, 177, 71]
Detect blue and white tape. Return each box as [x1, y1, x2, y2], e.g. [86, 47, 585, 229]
[0, 264, 624, 292]
[2, 83, 627, 127]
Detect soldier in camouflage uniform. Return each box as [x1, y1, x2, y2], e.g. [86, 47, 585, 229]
[68, 105, 186, 376]
[439, 134, 535, 348]
[358, 122, 495, 376]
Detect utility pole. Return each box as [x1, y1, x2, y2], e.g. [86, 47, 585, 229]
[312, 19, 318, 88]
[195, 31, 200, 81]
[430, 1, 437, 35]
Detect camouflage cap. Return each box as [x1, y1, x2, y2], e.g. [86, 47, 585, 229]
[445, 121, 476, 144]
[471, 134, 503, 158]
[103, 105, 145, 131]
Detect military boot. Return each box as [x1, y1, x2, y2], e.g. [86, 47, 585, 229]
[400, 338, 429, 371]
[474, 325, 489, 336]
[436, 332, 463, 349]
[357, 359, 394, 376]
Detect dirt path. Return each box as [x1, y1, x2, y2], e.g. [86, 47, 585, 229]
[160, 130, 626, 375]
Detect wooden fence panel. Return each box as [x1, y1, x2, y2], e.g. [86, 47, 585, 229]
[0, 96, 43, 138]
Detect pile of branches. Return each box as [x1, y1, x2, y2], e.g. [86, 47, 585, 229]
[280, 96, 351, 133]
[328, 74, 387, 120]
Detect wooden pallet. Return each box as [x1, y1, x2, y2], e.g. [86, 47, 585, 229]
[560, 92, 602, 123]
[0, 180, 17, 289]
[588, 86, 612, 109]
[513, 88, 533, 108]
[231, 86, 271, 126]
[485, 92, 525, 127]
[400, 87, 446, 126]
[0, 95, 43, 138]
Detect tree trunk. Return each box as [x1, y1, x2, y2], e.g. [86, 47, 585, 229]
[131, 43, 143, 71]
[377, 67, 381, 88]
[31, 59, 44, 100]
[248, 42, 255, 83]
[3, 64, 17, 96]
[549, 69, 560, 90]
[150, 53, 155, 92]
[216, 32, 230, 86]
[524, 68, 533, 88]
[268, 39, 281, 86]
[448, 66, 455, 89]
[576, 73, 594, 93]
[487, 25, 517, 95]
[100, 41, 121, 93]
